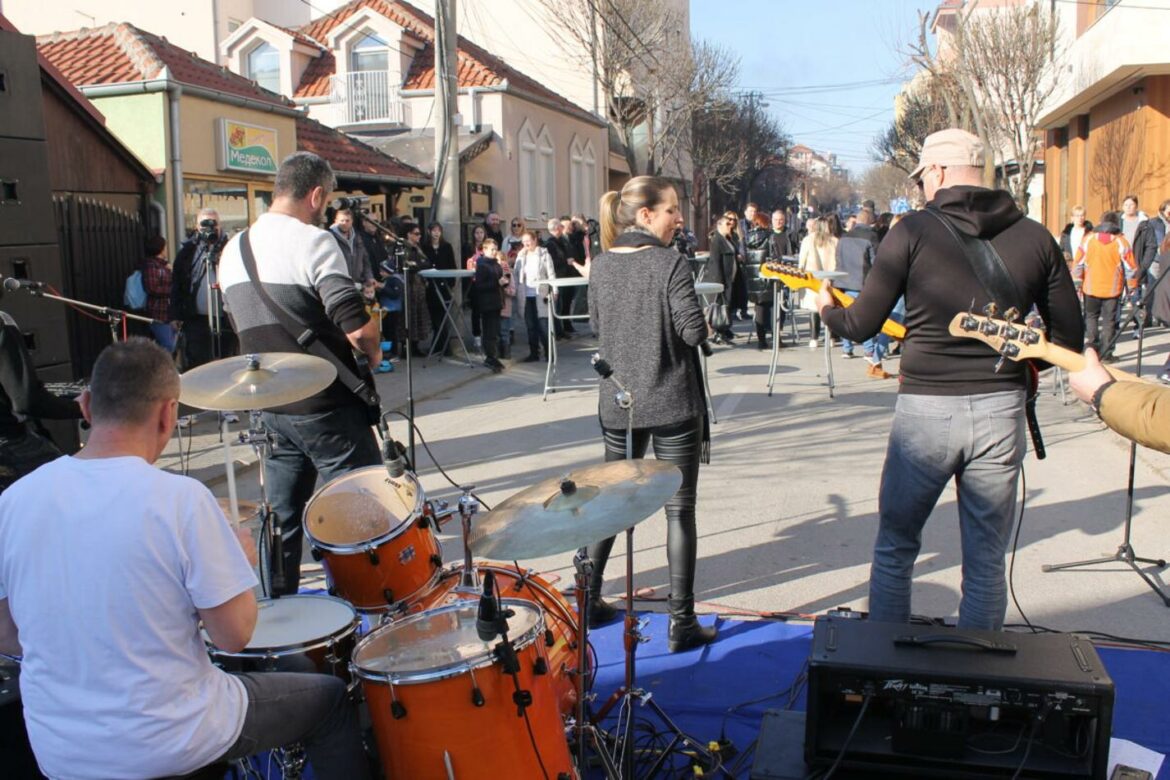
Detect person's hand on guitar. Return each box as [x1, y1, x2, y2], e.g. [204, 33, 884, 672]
[1069, 348, 1115, 405]
[815, 279, 836, 315]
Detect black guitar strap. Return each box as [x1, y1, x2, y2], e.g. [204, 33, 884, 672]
[238, 229, 381, 411]
[925, 208, 1046, 460]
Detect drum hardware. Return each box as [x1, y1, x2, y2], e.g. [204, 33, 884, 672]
[457, 487, 481, 592]
[571, 550, 620, 779]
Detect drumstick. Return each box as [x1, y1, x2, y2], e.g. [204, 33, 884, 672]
[222, 416, 240, 528]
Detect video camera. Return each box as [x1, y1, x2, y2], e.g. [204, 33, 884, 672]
[197, 218, 219, 243]
[331, 196, 370, 214]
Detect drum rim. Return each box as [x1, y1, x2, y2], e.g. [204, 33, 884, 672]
[351, 565, 444, 614]
[206, 595, 360, 657]
[349, 599, 543, 685]
[434, 562, 575, 625]
[301, 466, 426, 552]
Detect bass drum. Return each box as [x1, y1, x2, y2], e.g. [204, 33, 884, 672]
[204, 594, 359, 685]
[406, 561, 584, 715]
[352, 601, 575, 780]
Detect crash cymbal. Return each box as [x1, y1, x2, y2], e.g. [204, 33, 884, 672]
[180, 353, 337, 412]
[468, 460, 682, 560]
[216, 497, 260, 518]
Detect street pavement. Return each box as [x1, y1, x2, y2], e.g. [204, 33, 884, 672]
[194, 316, 1170, 644]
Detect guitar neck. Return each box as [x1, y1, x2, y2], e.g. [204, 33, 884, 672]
[1030, 342, 1140, 383]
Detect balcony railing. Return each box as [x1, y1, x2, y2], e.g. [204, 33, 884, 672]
[330, 70, 404, 125]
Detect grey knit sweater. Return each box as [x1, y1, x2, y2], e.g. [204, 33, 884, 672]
[588, 244, 707, 429]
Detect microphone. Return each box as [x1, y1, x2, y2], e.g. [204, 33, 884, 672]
[476, 571, 499, 641]
[378, 418, 406, 478]
[2, 277, 44, 292]
[590, 353, 613, 379]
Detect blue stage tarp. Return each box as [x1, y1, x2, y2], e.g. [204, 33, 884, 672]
[586, 614, 1170, 779]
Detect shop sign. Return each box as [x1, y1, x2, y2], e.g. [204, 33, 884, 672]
[217, 119, 278, 175]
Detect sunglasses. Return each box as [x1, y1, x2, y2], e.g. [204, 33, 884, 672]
[511, 223, 523, 228]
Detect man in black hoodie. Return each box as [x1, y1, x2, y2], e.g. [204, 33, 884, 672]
[818, 128, 1083, 631]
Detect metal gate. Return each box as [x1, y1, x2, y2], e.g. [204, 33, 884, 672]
[52, 194, 146, 376]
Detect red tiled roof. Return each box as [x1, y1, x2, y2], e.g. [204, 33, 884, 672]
[291, 0, 600, 124]
[37, 22, 295, 109]
[296, 114, 428, 183]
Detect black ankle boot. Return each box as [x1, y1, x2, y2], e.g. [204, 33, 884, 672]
[756, 323, 769, 350]
[667, 594, 716, 652]
[586, 594, 619, 627]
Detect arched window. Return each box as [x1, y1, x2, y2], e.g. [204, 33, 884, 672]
[537, 126, 555, 218]
[518, 121, 538, 219]
[570, 137, 598, 216]
[247, 42, 280, 94]
[351, 32, 389, 72]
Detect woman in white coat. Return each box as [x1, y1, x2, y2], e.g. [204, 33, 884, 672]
[515, 229, 557, 361]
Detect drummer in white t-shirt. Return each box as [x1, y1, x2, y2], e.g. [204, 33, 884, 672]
[0, 339, 370, 780]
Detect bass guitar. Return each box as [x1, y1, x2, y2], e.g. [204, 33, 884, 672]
[760, 261, 906, 341]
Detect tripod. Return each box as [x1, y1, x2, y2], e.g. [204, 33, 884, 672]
[1043, 271, 1170, 606]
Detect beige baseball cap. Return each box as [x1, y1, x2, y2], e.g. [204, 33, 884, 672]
[909, 128, 986, 180]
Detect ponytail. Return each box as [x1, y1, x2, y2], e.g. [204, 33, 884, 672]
[600, 190, 622, 250]
[598, 175, 677, 251]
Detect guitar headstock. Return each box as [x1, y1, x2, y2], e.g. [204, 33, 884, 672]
[761, 261, 812, 281]
[948, 308, 1052, 368]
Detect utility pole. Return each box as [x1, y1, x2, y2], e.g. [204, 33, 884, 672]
[434, 0, 461, 262]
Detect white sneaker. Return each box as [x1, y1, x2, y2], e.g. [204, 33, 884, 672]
[223, 412, 239, 424]
[473, 336, 482, 351]
[177, 415, 195, 429]
[808, 339, 818, 349]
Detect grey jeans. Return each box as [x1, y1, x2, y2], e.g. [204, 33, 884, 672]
[220, 672, 371, 780]
[869, 390, 1025, 630]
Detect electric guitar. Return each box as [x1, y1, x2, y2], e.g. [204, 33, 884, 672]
[947, 312, 1142, 383]
[760, 261, 906, 341]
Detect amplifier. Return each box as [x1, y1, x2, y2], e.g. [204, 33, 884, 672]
[806, 617, 1113, 779]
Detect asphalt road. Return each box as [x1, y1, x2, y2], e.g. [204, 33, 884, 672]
[212, 319, 1170, 644]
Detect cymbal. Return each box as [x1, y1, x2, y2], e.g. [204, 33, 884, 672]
[468, 460, 682, 560]
[180, 353, 337, 412]
[216, 497, 260, 518]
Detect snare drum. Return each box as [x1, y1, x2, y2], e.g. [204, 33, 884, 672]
[303, 467, 443, 612]
[407, 561, 583, 714]
[205, 595, 359, 683]
[352, 601, 575, 780]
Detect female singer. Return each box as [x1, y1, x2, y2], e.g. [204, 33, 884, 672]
[585, 176, 716, 653]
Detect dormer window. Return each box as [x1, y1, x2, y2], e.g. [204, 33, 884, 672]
[351, 33, 388, 73]
[247, 42, 280, 94]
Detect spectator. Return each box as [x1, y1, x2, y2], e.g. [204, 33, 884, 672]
[545, 219, 576, 338]
[704, 212, 738, 344]
[765, 209, 798, 346]
[1150, 233, 1170, 382]
[514, 229, 555, 362]
[465, 224, 488, 351]
[421, 221, 457, 355]
[141, 235, 175, 354]
[1058, 205, 1093, 268]
[398, 222, 433, 358]
[329, 208, 373, 286]
[742, 211, 773, 350]
[1119, 194, 1148, 248]
[472, 238, 509, 373]
[1073, 211, 1138, 362]
[798, 215, 839, 348]
[502, 216, 525, 257]
[170, 207, 234, 369]
[836, 209, 891, 378]
[482, 212, 504, 246]
[732, 203, 758, 320]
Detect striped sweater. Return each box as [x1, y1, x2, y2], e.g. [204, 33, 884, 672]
[218, 212, 370, 414]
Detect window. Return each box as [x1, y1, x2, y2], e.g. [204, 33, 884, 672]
[351, 33, 389, 72]
[247, 42, 280, 94]
[348, 33, 391, 123]
[518, 122, 538, 219]
[518, 122, 555, 220]
[570, 137, 598, 217]
[538, 127, 555, 219]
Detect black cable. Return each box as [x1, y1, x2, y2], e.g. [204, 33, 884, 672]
[822, 692, 871, 780]
[1001, 622, 1170, 651]
[382, 410, 493, 510]
[1008, 464, 1037, 632]
[520, 703, 551, 780]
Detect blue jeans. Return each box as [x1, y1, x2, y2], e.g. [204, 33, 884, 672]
[869, 390, 1025, 630]
[839, 289, 885, 362]
[523, 296, 548, 357]
[219, 672, 370, 780]
[261, 403, 381, 594]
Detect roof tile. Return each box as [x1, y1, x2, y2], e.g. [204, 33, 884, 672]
[296, 114, 428, 182]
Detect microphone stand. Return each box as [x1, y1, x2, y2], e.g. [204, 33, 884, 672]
[1043, 271, 1170, 605]
[203, 237, 226, 361]
[9, 285, 156, 343]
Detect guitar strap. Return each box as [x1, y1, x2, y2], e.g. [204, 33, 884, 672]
[238, 229, 381, 412]
[925, 208, 1046, 460]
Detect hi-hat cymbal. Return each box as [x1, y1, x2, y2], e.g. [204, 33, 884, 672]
[180, 353, 337, 412]
[216, 497, 260, 518]
[468, 460, 682, 560]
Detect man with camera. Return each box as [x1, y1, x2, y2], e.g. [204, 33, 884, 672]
[218, 153, 383, 595]
[171, 207, 234, 369]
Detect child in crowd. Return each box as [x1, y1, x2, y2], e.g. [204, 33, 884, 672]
[471, 239, 508, 372]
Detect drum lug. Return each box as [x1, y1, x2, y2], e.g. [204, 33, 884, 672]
[327, 586, 337, 597]
[383, 588, 395, 605]
[310, 546, 323, 562]
[391, 701, 407, 719]
[545, 629, 555, 648]
[264, 652, 278, 672]
[533, 657, 548, 676]
[471, 686, 485, 707]
[417, 516, 429, 530]
[429, 554, 443, 568]
[366, 547, 380, 566]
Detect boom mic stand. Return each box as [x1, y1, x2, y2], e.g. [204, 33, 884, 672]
[1043, 271, 1170, 606]
[6, 282, 156, 343]
[589, 354, 715, 779]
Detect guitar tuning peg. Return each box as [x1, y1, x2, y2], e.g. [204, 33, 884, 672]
[967, 298, 976, 314]
[982, 302, 999, 318]
[1003, 307, 1020, 323]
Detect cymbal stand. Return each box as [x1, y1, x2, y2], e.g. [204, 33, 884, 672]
[572, 549, 619, 779]
[588, 354, 715, 778]
[239, 407, 281, 597]
[455, 487, 482, 593]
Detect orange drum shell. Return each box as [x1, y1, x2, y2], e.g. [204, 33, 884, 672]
[408, 562, 583, 714]
[315, 518, 442, 612]
[360, 634, 575, 780]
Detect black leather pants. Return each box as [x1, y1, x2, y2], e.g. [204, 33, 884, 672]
[588, 416, 703, 610]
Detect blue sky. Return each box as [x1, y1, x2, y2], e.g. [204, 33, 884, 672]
[690, 0, 939, 176]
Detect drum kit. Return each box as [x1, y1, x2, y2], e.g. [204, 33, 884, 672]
[180, 353, 698, 780]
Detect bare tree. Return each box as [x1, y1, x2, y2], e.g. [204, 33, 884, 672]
[873, 83, 951, 173]
[949, 4, 1061, 212]
[1089, 111, 1169, 212]
[860, 163, 917, 210]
